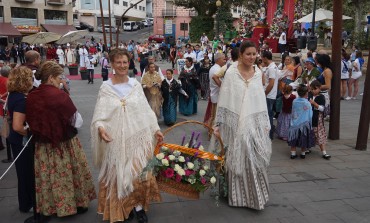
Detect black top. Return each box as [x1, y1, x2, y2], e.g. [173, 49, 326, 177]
[8, 92, 26, 145]
[309, 93, 325, 127]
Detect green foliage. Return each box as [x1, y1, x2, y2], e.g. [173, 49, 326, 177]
[348, 31, 370, 50]
[216, 5, 235, 34]
[189, 16, 215, 43]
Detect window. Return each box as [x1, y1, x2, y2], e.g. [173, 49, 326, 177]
[143, 6, 145, 11]
[44, 10, 67, 20]
[114, 0, 119, 4]
[11, 7, 37, 19]
[122, 1, 127, 6]
[166, 0, 174, 10]
[0, 6, 3, 17]
[130, 3, 133, 7]
[180, 23, 188, 31]
[134, 5, 137, 9]
[233, 8, 237, 13]
[139, 6, 142, 10]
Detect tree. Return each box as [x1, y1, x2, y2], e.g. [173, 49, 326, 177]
[174, 0, 244, 42]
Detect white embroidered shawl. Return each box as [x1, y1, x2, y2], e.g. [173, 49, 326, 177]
[91, 79, 160, 199]
[215, 62, 272, 175]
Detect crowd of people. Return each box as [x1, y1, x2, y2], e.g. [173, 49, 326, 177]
[0, 30, 366, 223]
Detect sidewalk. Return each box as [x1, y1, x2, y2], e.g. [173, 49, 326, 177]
[0, 60, 369, 223]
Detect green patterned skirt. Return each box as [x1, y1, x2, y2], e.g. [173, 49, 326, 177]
[34, 136, 96, 217]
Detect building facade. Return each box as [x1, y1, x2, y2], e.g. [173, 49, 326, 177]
[0, 0, 74, 34]
[153, 0, 242, 40]
[73, 0, 147, 30]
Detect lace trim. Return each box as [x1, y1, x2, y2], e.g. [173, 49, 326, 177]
[288, 121, 312, 141]
[98, 124, 159, 199]
[216, 108, 272, 176]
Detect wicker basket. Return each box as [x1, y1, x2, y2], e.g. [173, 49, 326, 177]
[154, 120, 224, 199]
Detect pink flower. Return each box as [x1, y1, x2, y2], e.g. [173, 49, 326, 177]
[201, 177, 207, 185]
[185, 169, 194, 176]
[175, 174, 182, 182]
[164, 168, 174, 178]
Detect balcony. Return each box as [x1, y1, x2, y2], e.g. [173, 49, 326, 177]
[162, 9, 176, 17]
[189, 10, 198, 17]
[47, 0, 65, 5]
[15, 0, 35, 2]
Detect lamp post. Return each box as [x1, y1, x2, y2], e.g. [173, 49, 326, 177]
[216, 0, 221, 38]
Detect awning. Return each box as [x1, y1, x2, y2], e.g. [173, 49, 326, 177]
[0, 23, 22, 36]
[41, 24, 77, 36]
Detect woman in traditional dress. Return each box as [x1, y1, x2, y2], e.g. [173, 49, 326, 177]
[91, 49, 163, 223]
[214, 41, 272, 210]
[178, 57, 199, 116]
[161, 69, 188, 126]
[26, 61, 96, 217]
[142, 63, 163, 118]
[65, 44, 75, 65]
[198, 55, 212, 100]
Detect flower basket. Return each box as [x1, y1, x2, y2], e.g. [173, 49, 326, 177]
[151, 121, 225, 200]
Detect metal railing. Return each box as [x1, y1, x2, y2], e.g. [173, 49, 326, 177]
[162, 9, 176, 17]
[47, 0, 65, 5]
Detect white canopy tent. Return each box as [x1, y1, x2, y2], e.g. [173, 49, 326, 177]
[294, 8, 352, 23]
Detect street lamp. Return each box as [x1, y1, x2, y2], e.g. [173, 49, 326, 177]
[216, 0, 221, 38]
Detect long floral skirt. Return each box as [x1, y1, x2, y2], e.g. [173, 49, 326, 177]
[98, 173, 161, 223]
[313, 113, 327, 146]
[34, 136, 96, 217]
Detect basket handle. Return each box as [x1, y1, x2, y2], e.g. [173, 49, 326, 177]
[161, 120, 224, 157]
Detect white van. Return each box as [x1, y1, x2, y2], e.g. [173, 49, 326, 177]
[147, 18, 153, 25]
[123, 21, 138, 31]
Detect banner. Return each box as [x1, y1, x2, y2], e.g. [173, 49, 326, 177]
[176, 59, 186, 74]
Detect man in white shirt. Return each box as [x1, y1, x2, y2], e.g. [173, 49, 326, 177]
[193, 44, 204, 72]
[278, 30, 287, 54]
[207, 52, 226, 128]
[200, 33, 209, 47]
[183, 46, 196, 62]
[261, 50, 279, 140]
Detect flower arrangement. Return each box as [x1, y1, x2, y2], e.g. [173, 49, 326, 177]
[79, 67, 87, 72]
[146, 132, 219, 193]
[68, 63, 78, 68]
[268, 6, 289, 39]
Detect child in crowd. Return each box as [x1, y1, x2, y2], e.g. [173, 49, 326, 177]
[288, 84, 315, 159]
[309, 80, 331, 160]
[276, 85, 296, 141]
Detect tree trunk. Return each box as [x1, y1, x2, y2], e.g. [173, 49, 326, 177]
[353, 0, 363, 35]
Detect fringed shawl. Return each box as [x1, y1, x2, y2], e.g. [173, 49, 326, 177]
[26, 84, 77, 146]
[288, 97, 313, 141]
[215, 62, 272, 176]
[91, 79, 160, 199]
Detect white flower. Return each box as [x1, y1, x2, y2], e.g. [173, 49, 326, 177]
[203, 165, 209, 171]
[199, 170, 206, 176]
[188, 178, 196, 184]
[156, 153, 165, 160]
[187, 162, 194, 169]
[184, 143, 189, 148]
[210, 176, 216, 184]
[178, 156, 185, 162]
[161, 159, 169, 166]
[199, 145, 205, 151]
[168, 155, 176, 160]
[177, 169, 186, 176]
[174, 164, 181, 171]
[161, 146, 169, 151]
[173, 151, 181, 156]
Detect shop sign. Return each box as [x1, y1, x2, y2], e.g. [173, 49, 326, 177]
[15, 25, 40, 34]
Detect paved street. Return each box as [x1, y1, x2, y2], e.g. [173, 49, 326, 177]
[0, 59, 370, 223]
[81, 26, 154, 45]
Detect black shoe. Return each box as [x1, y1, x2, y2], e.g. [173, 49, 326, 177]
[135, 210, 148, 223]
[322, 154, 331, 160]
[290, 155, 297, 159]
[24, 214, 50, 223]
[2, 158, 13, 163]
[77, 207, 88, 214]
[300, 154, 306, 159]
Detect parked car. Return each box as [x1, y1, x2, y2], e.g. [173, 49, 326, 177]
[136, 21, 145, 30]
[148, 34, 165, 43]
[142, 20, 150, 27]
[123, 21, 138, 31]
[97, 25, 117, 33]
[77, 22, 94, 32]
[147, 18, 154, 25]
